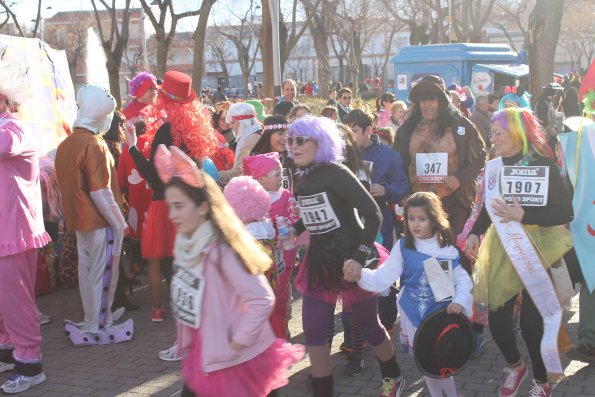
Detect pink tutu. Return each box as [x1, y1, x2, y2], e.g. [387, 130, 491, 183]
[295, 242, 389, 310]
[183, 332, 304, 397]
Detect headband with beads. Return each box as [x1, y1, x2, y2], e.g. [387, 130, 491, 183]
[263, 123, 290, 131]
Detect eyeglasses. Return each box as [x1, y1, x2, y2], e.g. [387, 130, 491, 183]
[342, 96, 352, 100]
[286, 136, 315, 146]
[488, 130, 505, 140]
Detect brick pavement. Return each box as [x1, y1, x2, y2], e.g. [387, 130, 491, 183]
[3, 279, 594, 397]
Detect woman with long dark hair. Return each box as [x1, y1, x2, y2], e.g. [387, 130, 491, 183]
[251, 115, 295, 191]
[396, 75, 486, 246]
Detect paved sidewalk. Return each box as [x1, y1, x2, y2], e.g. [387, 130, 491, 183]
[3, 278, 593, 397]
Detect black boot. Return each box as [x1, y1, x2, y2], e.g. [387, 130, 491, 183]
[112, 263, 140, 311]
[312, 375, 333, 397]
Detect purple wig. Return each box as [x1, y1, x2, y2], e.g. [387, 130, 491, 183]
[287, 115, 345, 164]
[129, 72, 157, 97]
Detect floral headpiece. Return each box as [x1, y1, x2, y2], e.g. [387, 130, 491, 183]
[263, 123, 290, 131]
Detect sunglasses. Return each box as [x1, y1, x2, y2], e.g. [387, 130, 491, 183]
[286, 136, 315, 146]
[342, 96, 352, 100]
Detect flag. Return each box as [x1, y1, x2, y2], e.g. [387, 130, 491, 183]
[0, 35, 77, 156]
[559, 125, 595, 292]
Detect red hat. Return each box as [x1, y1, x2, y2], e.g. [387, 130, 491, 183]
[160, 70, 196, 103]
[243, 152, 281, 180]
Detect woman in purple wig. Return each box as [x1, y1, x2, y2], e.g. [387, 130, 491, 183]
[287, 116, 405, 396]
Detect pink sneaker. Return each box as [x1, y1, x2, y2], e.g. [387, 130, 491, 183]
[151, 307, 165, 322]
[528, 381, 551, 397]
[499, 364, 528, 397]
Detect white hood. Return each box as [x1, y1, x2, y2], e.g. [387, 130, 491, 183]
[73, 85, 116, 134]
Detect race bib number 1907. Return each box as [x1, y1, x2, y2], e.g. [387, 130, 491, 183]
[501, 166, 549, 206]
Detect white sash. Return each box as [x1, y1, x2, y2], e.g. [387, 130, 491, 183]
[484, 157, 563, 377]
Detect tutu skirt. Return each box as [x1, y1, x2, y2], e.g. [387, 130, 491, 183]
[183, 332, 304, 397]
[141, 200, 176, 259]
[295, 261, 376, 309]
[473, 224, 573, 310]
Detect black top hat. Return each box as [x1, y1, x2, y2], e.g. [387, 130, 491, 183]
[413, 308, 474, 379]
[409, 75, 451, 103]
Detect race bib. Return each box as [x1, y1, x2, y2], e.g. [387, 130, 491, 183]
[501, 166, 549, 206]
[282, 167, 293, 191]
[171, 268, 205, 329]
[423, 257, 454, 302]
[416, 153, 448, 183]
[297, 192, 341, 234]
[273, 245, 286, 274]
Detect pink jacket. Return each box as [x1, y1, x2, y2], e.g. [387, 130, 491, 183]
[0, 113, 50, 257]
[178, 240, 276, 374]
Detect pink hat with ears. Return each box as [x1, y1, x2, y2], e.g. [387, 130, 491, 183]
[243, 152, 282, 180]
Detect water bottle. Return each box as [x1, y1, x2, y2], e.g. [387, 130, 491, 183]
[276, 216, 295, 250]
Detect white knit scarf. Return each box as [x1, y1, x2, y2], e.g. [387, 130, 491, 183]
[174, 220, 216, 269]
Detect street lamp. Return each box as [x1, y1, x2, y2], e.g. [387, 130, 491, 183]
[267, 0, 281, 97]
[31, 6, 52, 42]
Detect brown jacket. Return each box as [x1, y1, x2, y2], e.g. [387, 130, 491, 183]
[55, 128, 123, 231]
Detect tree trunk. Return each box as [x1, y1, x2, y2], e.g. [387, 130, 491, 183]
[312, 32, 330, 97]
[192, 0, 215, 94]
[155, 34, 168, 77]
[106, 60, 122, 107]
[528, 0, 565, 103]
[243, 72, 250, 100]
[260, 0, 274, 98]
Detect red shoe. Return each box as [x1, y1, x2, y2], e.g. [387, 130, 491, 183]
[151, 307, 165, 322]
[528, 381, 551, 397]
[499, 364, 527, 397]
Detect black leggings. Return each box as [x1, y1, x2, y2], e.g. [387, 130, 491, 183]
[488, 290, 547, 383]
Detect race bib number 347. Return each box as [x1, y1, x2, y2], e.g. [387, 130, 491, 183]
[416, 153, 448, 183]
[501, 166, 549, 206]
[297, 192, 341, 234]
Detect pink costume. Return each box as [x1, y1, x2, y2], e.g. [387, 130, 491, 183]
[0, 112, 50, 363]
[268, 189, 298, 339]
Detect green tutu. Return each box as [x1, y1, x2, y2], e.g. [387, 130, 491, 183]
[473, 224, 573, 310]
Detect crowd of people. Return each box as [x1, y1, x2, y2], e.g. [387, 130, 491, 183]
[1, 39, 594, 397]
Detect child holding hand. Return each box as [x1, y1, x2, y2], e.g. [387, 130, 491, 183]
[344, 192, 473, 397]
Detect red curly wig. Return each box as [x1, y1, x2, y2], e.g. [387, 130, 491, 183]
[141, 94, 218, 159]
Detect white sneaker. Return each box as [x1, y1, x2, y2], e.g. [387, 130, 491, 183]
[0, 361, 14, 374]
[1, 372, 47, 394]
[158, 341, 182, 362]
[39, 312, 52, 326]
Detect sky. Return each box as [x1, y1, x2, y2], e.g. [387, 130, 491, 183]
[12, 0, 258, 32]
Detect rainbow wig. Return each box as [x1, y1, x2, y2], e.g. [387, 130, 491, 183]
[499, 88, 531, 110]
[287, 115, 345, 164]
[491, 108, 553, 159]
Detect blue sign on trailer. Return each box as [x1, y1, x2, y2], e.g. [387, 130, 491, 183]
[390, 43, 529, 101]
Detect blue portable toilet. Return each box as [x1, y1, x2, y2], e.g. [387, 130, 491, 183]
[390, 43, 528, 101]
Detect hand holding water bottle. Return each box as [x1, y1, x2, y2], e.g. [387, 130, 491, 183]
[276, 216, 295, 250]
